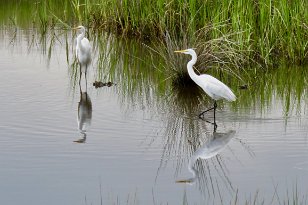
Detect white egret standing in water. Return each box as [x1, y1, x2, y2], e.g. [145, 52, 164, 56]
[73, 26, 91, 84]
[174, 49, 236, 124]
[176, 130, 236, 184]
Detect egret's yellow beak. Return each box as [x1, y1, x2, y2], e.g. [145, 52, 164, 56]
[72, 26, 79, 30]
[174, 49, 187, 53]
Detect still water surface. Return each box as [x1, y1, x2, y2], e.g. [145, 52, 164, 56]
[0, 28, 307, 205]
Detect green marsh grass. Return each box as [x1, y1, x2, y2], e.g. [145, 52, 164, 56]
[2, 0, 307, 64]
[145, 25, 250, 88]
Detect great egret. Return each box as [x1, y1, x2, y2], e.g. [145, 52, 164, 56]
[73, 26, 91, 83]
[176, 130, 236, 184]
[174, 49, 236, 123]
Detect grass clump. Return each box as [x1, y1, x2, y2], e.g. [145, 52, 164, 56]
[145, 24, 249, 88]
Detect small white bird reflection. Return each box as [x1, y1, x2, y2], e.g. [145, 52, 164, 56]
[176, 130, 236, 184]
[74, 87, 92, 143]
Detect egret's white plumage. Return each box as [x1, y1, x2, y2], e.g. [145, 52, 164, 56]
[74, 26, 91, 74]
[175, 48, 236, 121]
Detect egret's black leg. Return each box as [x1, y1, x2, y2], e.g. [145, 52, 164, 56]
[199, 101, 218, 130]
[198, 107, 215, 119]
[213, 101, 218, 129]
[198, 101, 218, 119]
[213, 101, 217, 122]
[213, 123, 217, 133]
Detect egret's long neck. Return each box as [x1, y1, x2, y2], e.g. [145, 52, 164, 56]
[187, 52, 198, 81]
[76, 31, 85, 46]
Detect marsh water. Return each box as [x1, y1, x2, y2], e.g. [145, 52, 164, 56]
[1, 14, 308, 205]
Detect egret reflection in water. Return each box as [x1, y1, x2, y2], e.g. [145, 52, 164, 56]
[74, 84, 92, 143]
[176, 129, 236, 184]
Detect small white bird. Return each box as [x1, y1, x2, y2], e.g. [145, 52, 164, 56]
[175, 48, 236, 124]
[73, 26, 91, 83]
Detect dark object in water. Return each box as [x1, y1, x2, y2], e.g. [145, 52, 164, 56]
[239, 84, 248, 89]
[93, 81, 116, 88]
[73, 137, 86, 143]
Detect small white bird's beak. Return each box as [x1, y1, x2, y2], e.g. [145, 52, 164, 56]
[174, 49, 187, 53]
[72, 26, 80, 30]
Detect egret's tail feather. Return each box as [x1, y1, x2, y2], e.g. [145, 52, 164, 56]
[229, 92, 236, 101]
[225, 89, 236, 101]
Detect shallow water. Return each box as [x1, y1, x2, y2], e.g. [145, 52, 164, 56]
[0, 27, 307, 205]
